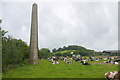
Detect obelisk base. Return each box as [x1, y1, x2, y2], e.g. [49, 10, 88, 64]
[28, 58, 39, 64]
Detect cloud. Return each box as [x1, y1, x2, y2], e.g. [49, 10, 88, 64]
[0, 3, 2, 19]
[2, 2, 118, 51]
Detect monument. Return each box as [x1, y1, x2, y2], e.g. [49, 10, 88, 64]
[29, 3, 39, 64]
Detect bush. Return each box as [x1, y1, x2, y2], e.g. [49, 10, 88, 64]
[2, 29, 29, 73]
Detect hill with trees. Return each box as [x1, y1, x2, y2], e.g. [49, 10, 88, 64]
[52, 45, 95, 57]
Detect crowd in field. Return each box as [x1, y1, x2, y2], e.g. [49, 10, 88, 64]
[47, 56, 119, 65]
[47, 56, 120, 80]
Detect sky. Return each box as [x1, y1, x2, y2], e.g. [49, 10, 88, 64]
[1, 1, 118, 51]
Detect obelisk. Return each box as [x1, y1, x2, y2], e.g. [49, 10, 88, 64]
[29, 3, 39, 64]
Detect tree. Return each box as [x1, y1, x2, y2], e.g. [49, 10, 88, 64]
[52, 45, 95, 56]
[38, 48, 52, 59]
[52, 48, 59, 53]
[1, 30, 8, 36]
[2, 29, 29, 73]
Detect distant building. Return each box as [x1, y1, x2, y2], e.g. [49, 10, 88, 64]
[102, 50, 119, 54]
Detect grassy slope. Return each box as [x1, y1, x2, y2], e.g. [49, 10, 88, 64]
[3, 60, 118, 78]
[55, 50, 76, 54]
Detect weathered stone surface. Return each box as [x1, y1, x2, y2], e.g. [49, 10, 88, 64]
[29, 3, 39, 64]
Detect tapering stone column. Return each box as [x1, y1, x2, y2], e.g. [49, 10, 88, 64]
[29, 3, 39, 64]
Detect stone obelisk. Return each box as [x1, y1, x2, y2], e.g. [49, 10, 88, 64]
[29, 3, 39, 64]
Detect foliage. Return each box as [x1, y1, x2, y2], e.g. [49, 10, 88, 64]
[2, 29, 29, 73]
[38, 48, 52, 59]
[52, 45, 95, 57]
[52, 45, 86, 52]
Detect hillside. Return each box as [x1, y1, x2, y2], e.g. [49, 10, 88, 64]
[52, 45, 95, 57]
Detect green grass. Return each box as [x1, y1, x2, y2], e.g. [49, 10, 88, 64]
[55, 50, 76, 54]
[0, 73, 2, 79]
[3, 60, 118, 78]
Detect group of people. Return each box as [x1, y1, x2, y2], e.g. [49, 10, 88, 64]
[48, 56, 91, 65]
[47, 56, 120, 79]
[47, 56, 119, 65]
[48, 56, 73, 64]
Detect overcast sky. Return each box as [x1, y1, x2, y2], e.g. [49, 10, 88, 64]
[1, 2, 118, 51]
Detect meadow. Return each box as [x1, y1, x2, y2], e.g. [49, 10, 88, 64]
[2, 59, 118, 78]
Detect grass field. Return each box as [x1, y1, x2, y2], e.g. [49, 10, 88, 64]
[3, 60, 118, 78]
